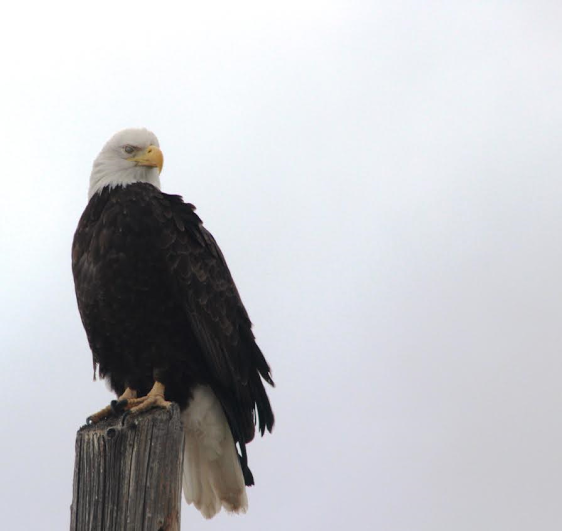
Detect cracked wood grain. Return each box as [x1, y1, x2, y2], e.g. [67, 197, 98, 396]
[70, 404, 183, 531]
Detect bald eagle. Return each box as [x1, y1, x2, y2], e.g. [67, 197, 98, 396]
[72, 128, 274, 519]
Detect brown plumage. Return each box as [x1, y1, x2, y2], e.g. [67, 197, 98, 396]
[72, 181, 274, 487]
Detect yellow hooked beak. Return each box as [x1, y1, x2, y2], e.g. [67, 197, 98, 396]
[127, 145, 164, 174]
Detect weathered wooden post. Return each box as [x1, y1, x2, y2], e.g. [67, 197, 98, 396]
[70, 404, 184, 531]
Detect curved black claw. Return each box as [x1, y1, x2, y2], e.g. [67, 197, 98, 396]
[111, 399, 129, 416]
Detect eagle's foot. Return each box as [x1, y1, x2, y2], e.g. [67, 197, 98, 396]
[121, 381, 171, 416]
[86, 405, 113, 425]
[86, 387, 138, 424]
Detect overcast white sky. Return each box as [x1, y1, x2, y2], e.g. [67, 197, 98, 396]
[1, 1, 562, 529]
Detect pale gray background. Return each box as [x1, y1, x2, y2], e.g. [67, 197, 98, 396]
[1, 1, 561, 529]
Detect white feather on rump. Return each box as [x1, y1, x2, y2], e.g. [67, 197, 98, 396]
[182, 385, 248, 519]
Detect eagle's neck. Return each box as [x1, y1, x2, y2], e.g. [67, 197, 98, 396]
[88, 160, 161, 199]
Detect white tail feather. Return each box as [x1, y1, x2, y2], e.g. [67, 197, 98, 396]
[182, 385, 248, 519]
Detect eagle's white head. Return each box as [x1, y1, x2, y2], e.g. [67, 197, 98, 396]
[88, 128, 164, 199]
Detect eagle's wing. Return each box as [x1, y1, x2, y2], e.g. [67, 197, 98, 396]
[154, 191, 274, 443]
[71, 189, 114, 374]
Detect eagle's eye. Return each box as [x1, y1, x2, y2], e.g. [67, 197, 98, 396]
[123, 145, 136, 155]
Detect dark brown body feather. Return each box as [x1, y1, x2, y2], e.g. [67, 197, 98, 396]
[72, 183, 274, 484]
